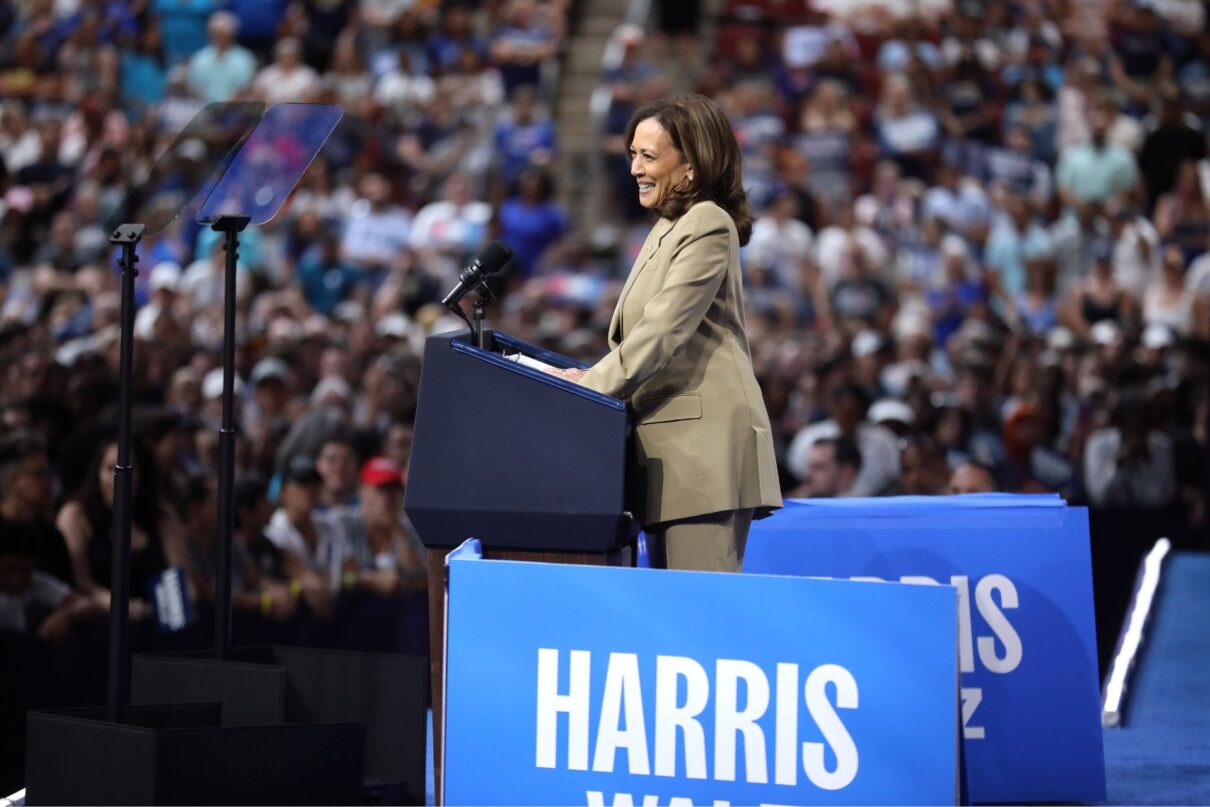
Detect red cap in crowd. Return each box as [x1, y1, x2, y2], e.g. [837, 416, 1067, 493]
[360, 457, 404, 488]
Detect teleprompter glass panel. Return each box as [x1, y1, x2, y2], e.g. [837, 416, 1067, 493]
[196, 103, 343, 227]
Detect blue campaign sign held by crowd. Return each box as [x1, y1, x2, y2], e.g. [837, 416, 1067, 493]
[744, 494, 1106, 804]
[443, 557, 959, 806]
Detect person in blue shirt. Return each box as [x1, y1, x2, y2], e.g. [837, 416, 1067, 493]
[297, 227, 361, 317]
[120, 23, 168, 115]
[225, 0, 290, 60]
[497, 167, 569, 281]
[490, 0, 558, 97]
[429, 3, 488, 73]
[984, 190, 1052, 297]
[492, 87, 556, 188]
[152, 0, 217, 67]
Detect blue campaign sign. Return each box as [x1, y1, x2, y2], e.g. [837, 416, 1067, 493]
[444, 559, 959, 806]
[744, 495, 1105, 804]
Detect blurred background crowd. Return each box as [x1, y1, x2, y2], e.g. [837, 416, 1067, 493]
[1, 0, 1210, 775]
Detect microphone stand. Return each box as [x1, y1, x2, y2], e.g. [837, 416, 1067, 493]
[445, 278, 497, 350]
[470, 279, 497, 349]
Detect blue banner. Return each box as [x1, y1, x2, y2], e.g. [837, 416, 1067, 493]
[744, 495, 1105, 804]
[444, 559, 959, 805]
[148, 566, 193, 633]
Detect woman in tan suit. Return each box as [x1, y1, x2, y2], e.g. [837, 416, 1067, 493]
[552, 94, 782, 571]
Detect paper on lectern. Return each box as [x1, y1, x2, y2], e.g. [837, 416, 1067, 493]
[502, 352, 559, 373]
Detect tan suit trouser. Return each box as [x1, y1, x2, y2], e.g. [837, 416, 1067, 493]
[646, 509, 755, 572]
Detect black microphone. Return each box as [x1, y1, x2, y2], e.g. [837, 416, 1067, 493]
[441, 240, 514, 310]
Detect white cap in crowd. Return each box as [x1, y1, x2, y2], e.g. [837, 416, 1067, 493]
[149, 261, 182, 292]
[870, 398, 915, 428]
[203, 367, 245, 400]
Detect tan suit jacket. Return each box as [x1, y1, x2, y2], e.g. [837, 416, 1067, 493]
[580, 200, 783, 526]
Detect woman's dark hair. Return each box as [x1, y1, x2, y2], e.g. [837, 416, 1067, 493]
[75, 436, 162, 537]
[626, 94, 755, 245]
[514, 166, 555, 203]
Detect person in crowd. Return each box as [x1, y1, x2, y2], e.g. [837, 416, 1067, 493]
[948, 461, 999, 494]
[492, 87, 557, 190]
[788, 383, 902, 497]
[1061, 236, 1137, 338]
[1084, 391, 1177, 508]
[491, 0, 560, 98]
[874, 72, 940, 181]
[340, 172, 413, 280]
[315, 436, 360, 512]
[0, 531, 101, 642]
[792, 437, 862, 498]
[325, 457, 426, 598]
[263, 455, 342, 619]
[1008, 253, 1061, 335]
[746, 187, 813, 294]
[1055, 94, 1140, 213]
[186, 11, 256, 104]
[497, 166, 569, 282]
[1152, 159, 1210, 265]
[985, 188, 1053, 298]
[230, 471, 297, 621]
[898, 436, 951, 495]
[153, 0, 218, 67]
[251, 37, 319, 105]
[1144, 244, 1203, 337]
[0, 432, 71, 584]
[1138, 88, 1206, 213]
[55, 438, 191, 620]
[408, 171, 492, 285]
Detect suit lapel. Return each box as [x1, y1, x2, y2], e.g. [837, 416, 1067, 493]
[609, 217, 677, 345]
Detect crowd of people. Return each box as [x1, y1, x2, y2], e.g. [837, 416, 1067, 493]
[590, 0, 1209, 524]
[0, 0, 574, 658]
[0, 0, 1208, 673]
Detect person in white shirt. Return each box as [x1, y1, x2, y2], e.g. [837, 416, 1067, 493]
[252, 37, 319, 105]
[746, 189, 814, 293]
[340, 173, 413, 276]
[264, 456, 346, 618]
[786, 383, 902, 497]
[408, 172, 492, 285]
[1, 532, 99, 642]
[1109, 202, 1162, 298]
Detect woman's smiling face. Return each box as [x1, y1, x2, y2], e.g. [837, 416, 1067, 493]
[630, 117, 690, 210]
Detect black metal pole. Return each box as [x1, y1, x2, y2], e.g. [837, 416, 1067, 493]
[472, 298, 487, 349]
[211, 215, 249, 660]
[106, 223, 145, 724]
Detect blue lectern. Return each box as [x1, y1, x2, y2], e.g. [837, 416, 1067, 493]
[404, 329, 632, 798]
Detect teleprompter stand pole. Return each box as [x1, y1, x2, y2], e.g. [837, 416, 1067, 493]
[211, 215, 250, 660]
[106, 223, 146, 724]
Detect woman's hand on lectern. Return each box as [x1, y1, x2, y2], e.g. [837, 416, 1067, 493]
[543, 366, 585, 383]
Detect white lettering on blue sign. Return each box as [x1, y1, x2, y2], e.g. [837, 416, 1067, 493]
[854, 574, 1022, 676]
[535, 650, 859, 790]
[852, 573, 1020, 742]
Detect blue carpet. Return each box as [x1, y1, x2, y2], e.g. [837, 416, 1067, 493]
[1103, 552, 1210, 805]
